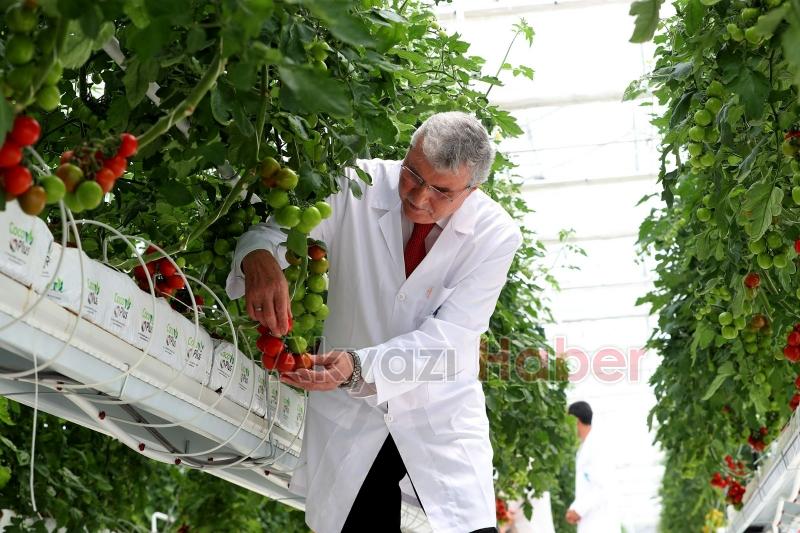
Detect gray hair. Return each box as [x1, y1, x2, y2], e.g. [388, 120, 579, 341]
[410, 112, 496, 186]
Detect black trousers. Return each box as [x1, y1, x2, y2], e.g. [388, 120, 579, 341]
[342, 435, 498, 533]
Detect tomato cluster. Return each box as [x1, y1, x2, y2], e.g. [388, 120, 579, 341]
[495, 497, 509, 523]
[257, 324, 313, 374]
[259, 156, 332, 233]
[0, 115, 54, 215]
[2, 2, 63, 111]
[54, 133, 137, 212]
[710, 455, 747, 508]
[133, 247, 186, 296]
[746, 426, 768, 453]
[783, 323, 800, 363]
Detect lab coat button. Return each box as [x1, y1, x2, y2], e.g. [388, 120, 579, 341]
[384, 414, 394, 424]
[398, 292, 406, 301]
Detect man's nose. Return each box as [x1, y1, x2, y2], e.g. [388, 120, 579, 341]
[408, 183, 433, 207]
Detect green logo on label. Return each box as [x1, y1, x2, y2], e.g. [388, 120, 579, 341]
[167, 324, 179, 338]
[9, 223, 33, 245]
[50, 278, 64, 293]
[114, 293, 132, 309]
[87, 279, 100, 295]
[142, 308, 154, 322]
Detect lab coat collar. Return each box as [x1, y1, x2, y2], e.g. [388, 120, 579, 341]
[367, 161, 478, 236]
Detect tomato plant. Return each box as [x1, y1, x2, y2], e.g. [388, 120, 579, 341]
[630, 0, 800, 528]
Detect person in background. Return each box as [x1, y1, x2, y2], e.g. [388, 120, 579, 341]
[565, 401, 621, 532]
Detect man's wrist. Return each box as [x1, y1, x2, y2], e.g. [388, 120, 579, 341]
[339, 350, 362, 389]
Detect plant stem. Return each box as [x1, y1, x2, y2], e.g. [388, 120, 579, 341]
[255, 65, 269, 161]
[485, 29, 520, 99]
[137, 44, 227, 150]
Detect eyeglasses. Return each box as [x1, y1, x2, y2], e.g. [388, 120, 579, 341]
[400, 164, 472, 203]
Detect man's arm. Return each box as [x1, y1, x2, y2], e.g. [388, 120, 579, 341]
[225, 171, 351, 332]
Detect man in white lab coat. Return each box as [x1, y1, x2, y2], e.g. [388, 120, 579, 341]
[226, 112, 522, 533]
[565, 401, 621, 532]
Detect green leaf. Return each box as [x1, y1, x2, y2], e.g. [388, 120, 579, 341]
[744, 181, 783, 241]
[123, 57, 160, 108]
[702, 362, 735, 401]
[733, 69, 770, 120]
[277, 64, 352, 117]
[286, 229, 307, 257]
[669, 91, 694, 128]
[684, 0, 704, 35]
[0, 397, 13, 426]
[629, 0, 665, 43]
[60, 21, 95, 69]
[210, 87, 233, 126]
[738, 135, 769, 182]
[754, 4, 791, 36]
[0, 98, 14, 147]
[159, 182, 194, 206]
[0, 465, 10, 490]
[783, 24, 800, 88]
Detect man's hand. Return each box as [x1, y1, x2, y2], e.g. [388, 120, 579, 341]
[280, 351, 354, 391]
[242, 249, 291, 335]
[565, 509, 581, 525]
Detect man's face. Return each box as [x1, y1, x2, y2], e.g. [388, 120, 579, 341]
[399, 142, 476, 224]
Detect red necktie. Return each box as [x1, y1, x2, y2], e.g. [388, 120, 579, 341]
[404, 223, 436, 277]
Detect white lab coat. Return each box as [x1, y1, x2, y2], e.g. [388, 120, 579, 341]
[570, 431, 621, 533]
[226, 159, 522, 533]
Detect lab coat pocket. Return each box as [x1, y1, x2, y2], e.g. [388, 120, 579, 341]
[423, 285, 455, 319]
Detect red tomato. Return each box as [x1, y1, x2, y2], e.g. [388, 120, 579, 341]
[159, 258, 178, 277]
[788, 331, 800, 347]
[308, 244, 326, 261]
[257, 324, 269, 335]
[117, 133, 138, 158]
[294, 353, 313, 370]
[744, 272, 760, 289]
[10, 116, 40, 147]
[105, 155, 127, 178]
[257, 335, 284, 358]
[166, 275, 185, 290]
[0, 142, 22, 167]
[261, 354, 278, 370]
[785, 345, 800, 362]
[276, 351, 295, 373]
[60, 150, 74, 164]
[95, 168, 116, 193]
[2, 165, 32, 195]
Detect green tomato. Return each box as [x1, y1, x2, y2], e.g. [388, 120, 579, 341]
[290, 300, 305, 316]
[718, 311, 733, 326]
[303, 293, 324, 312]
[734, 316, 746, 330]
[39, 175, 66, 204]
[722, 325, 738, 339]
[744, 26, 761, 45]
[697, 207, 712, 222]
[286, 336, 308, 354]
[296, 314, 316, 332]
[314, 303, 330, 320]
[35, 85, 60, 111]
[784, 140, 799, 158]
[727, 154, 743, 165]
[43, 61, 63, 86]
[773, 253, 788, 269]
[76, 180, 104, 210]
[705, 97, 723, 114]
[700, 152, 715, 167]
[688, 143, 703, 157]
[694, 109, 713, 127]
[757, 253, 773, 269]
[315, 201, 332, 219]
[284, 265, 302, 282]
[63, 191, 84, 213]
[727, 24, 744, 42]
[6, 35, 35, 65]
[213, 239, 231, 255]
[6, 4, 38, 33]
[766, 231, 782, 250]
[688, 125, 706, 142]
[749, 239, 767, 254]
[275, 205, 301, 228]
[307, 273, 327, 293]
[744, 343, 759, 354]
[741, 7, 760, 21]
[213, 255, 228, 269]
[291, 284, 306, 302]
[707, 80, 725, 97]
[753, 372, 766, 384]
[276, 168, 299, 190]
[266, 189, 290, 209]
[301, 206, 322, 228]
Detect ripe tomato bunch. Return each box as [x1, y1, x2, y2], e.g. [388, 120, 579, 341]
[790, 375, 800, 411]
[495, 497, 509, 523]
[257, 323, 313, 374]
[711, 455, 747, 507]
[783, 323, 800, 363]
[746, 426, 768, 453]
[55, 133, 137, 213]
[133, 246, 186, 297]
[0, 115, 51, 215]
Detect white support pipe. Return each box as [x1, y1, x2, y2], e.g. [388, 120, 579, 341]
[151, 511, 174, 533]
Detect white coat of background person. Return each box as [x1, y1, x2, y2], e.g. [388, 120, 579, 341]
[226, 112, 523, 533]
[565, 401, 621, 533]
